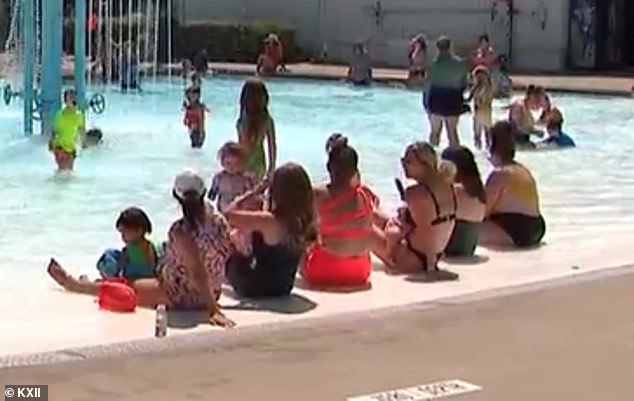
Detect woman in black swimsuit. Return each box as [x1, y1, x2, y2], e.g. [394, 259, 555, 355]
[373, 142, 459, 279]
[223, 163, 317, 298]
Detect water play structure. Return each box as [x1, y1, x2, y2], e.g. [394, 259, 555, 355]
[2, 0, 171, 136]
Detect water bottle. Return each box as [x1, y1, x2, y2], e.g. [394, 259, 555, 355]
[155, 304, 167, 338]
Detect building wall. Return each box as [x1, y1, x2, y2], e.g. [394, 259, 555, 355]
[176, 0, 571, 71]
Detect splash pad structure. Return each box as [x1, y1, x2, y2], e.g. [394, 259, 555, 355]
[2, 0, 172, 136]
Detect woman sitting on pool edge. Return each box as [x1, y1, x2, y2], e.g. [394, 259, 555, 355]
[48, 169, 236, 328]
[223, 163, 317, 298]
[441, 146, 486, 257]
[480, 121, 546, 248]
[373, 142, 458, 279]
[302, 136, 378, 290]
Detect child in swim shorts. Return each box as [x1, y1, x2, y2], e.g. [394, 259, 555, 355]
[468, 66, 494, 149]
[208, 141, 260, 214]
[183, 86, 209, 149]
[49, 89, 85, 171]
[96, 207, 160, 281]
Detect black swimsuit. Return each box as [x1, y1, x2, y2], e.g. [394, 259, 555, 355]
[405, 183, 457, 271]
[226, 232, 303, 298]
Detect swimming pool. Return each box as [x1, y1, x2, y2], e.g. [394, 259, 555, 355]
[1, 75, 633, 295]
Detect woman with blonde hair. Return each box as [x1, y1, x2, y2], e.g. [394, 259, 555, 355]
[373, 142, 458, 278]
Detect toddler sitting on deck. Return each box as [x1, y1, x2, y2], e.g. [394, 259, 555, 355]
[96, 207, 160, 281]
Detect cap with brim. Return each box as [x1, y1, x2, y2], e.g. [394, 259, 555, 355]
[173, 169, 206, 199]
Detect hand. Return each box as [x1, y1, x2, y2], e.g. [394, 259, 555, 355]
[210, 310, 235, 328]
[254, 178, 269, 195]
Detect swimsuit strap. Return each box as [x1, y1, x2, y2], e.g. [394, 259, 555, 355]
[421, 182, 456, 225]
[318, 186, 359, 214]
[319, 185, 374, 239]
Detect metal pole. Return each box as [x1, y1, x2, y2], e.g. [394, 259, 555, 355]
[41, 0, 63, 136]
[23, 0, 35, 136]
[153, 0, 159, 85]
[167, 0, 171, 86]
[118, 0, 124, 88]
[75, 0, 88, 110]
[88, 0, 93, 88]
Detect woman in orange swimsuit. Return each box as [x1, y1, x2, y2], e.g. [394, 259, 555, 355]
[303, 137, 378, 289]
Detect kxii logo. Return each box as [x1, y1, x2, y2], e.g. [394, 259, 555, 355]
[4, 385, 46, 399]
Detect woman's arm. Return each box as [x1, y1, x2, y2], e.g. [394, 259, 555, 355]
[484, 170, 505, 216]
[266, 118, 277, 178]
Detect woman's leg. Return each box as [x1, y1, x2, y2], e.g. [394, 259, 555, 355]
[47, 258, 167, 308]
[479, 221, 514, 247]
[445, 116, 460, 147]
[428, 114, 443, 146]
[369, 225, 395, 271]
[473, 116, 483, 149]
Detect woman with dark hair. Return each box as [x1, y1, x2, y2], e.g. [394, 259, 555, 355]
[303, 135, 378, 289]
[224, 162, 317, 298]
[481, 121, 545, 248]
[441, 146, 486, 257]
[47, 169, 236, 327]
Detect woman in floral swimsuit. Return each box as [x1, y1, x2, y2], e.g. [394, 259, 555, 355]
[47, 170, 236, 328]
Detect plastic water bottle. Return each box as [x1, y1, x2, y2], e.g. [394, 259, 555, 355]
[155, 304, 167, 338]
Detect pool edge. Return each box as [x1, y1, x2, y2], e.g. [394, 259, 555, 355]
[2, 262, 633, 369]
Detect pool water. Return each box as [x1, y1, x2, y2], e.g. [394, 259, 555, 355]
[1, 76, 633, 293]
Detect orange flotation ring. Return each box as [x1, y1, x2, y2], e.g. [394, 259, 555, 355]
[98, 278, 137, 313]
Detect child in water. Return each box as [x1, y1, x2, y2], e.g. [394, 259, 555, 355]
[183, 86, 209, 148]
[538, 119, 575, 148]
[237, 78, 277, 179]
[468, 66, 494, 149]
[82, 128, 103, 148]
[96, 207, 159, 281]
[49, 89, 85, 171]
[208, 141, 261, 213]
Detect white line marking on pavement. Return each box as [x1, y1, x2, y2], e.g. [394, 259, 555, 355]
[347, 379, 482, 401]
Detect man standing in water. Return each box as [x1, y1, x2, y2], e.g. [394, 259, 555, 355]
[49, 89, 85, 171]
[426, 36, 469, 147]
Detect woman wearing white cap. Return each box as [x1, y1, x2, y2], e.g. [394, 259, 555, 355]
[47, 169, 236, 327]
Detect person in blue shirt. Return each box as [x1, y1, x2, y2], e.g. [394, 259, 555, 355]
[539, 120, 576, 148]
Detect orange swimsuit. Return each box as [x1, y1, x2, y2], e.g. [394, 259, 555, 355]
[303, 185, 377, 287]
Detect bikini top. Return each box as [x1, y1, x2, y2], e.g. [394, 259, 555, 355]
[318, 185, 376, 239]
[421, 182, 458, 226]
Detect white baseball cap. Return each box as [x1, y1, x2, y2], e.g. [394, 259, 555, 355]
[173, 169, 206, 199]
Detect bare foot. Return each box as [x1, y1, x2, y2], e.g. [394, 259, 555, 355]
[47, 258, 76, 290]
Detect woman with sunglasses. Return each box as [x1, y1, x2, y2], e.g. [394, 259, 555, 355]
[373, 142, 458, 279]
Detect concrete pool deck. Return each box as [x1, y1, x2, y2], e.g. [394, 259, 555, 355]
[204, 62, 634, 97]
[2, 263, 634, 401]
[1, 226, 634, 366]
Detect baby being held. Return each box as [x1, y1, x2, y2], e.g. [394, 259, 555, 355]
[208, 141, 261, 213]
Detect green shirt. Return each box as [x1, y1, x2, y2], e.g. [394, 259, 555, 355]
[52, 107, 85, 152]
[428, 54, 468, 89]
